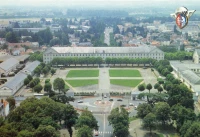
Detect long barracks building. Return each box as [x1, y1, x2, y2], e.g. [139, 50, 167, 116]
[43, 46, 164, 64]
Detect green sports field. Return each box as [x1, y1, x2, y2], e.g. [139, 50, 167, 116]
[109, 69, 141, 77]
[66, 79, 98, 87]
[110, 79, 143, 87]
[66, 70, 99, 77]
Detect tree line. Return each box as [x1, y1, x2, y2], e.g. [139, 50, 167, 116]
[51, 57, 154, 67]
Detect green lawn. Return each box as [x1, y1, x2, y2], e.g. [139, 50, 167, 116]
[66, 70, 99, 77]
[109, 69, 141, 77]
[110, 79, 143, 87]
[66, 79, 98, 87]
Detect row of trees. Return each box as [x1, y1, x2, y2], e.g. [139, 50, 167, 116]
[136, 59, 197, 136]
[51, 57, 154, 67]
[165, 51, 193, 61]
[29, 51, 43, 62]
[51, 57, 103, 67]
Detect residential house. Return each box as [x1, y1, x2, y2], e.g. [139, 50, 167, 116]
[0, 99, 9, 116]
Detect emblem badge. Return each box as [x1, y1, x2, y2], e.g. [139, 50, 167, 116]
[170, 7, 196, 29]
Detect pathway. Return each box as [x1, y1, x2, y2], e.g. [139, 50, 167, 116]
[99, 68, 110, 93]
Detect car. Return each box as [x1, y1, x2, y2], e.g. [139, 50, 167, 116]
[117, 99, 123, 101]
[120, 104, 126, 107]
[134, 106, 137, 110]
[109, 98, 113, 101]
[104, 95, 107, 98]
[77, 100, 83, 103]
[143, 67, 147, 69]
[129, 103, 134, 106]
[94, 130, 99, 136]
[96, 99, 101, 101]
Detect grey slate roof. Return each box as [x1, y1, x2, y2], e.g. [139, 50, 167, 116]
[170, 61, 200, 85]
[23, 61, 40, 73]
[3, 72, 27, 94]
[0, 58, 19, 71]
[50, 46, 163, 54]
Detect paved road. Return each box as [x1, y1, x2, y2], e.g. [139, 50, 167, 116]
[99, 68, 110, 92]
[94, 114, 113, 137]
[104, 27, 113, 46]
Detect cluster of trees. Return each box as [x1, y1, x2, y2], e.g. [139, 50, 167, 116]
[75, 109, 98, 137]
[51, 57, 103, 67]
[29, 51, 43, 62]
[108, 107, 129, 137]
[27, 77, 42, 93]
[0, 97, 78, 137]
[136, 59, 198, 136]
[34, 63, 51, 76]
[153, 59, 173, 77]
[165, 51, 193, 61]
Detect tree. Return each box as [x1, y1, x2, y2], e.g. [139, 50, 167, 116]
[137, 103, 152, 119]
[63, 104, 78, 137]
[77, 125, 93, 137]
[5, 32, 18, 43]
[24, 78, 30, 86]
[154, 83, 160, 89]
[76, 109, 98, 130]
[185, 122, 200, 137]
[6, 96, 16, 110]
[44, 83, 52, 92]
[143, 113, 156, 134]
[146, 83, 152, 93]
[108, 107, 129, 137]
[17, 130, 34, 137]
[154, 102, 170, 125]
[180, 121, 193, 137]
[34, 125, 59, 137]
[138, 84, 145, 92]
[51, 69, 56, 75]
[33, 84, 43, 93]
[157, 86, 163, 93]
[53, 78, 65, 93]
[27, 75, 33, 81]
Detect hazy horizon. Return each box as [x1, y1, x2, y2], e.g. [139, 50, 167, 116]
[1, 0, 199, 8]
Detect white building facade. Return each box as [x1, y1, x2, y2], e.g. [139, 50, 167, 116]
[43, 46, 164, 64]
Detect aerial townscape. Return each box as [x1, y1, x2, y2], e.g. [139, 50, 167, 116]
[1, 0, 200, 137]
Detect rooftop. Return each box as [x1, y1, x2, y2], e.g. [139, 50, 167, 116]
[50, 46, 163, 54]
[0, 58, 19, 71]
[3, 72, 27, 94]
[23, 61, 40, 73]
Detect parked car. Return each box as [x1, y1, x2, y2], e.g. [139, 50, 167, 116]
[120, 104, 126, 107]
[129, 103, 134, 106]
[77, 100, 83, 103]
[117, 99, 123, 101]
[94, 130, 99, 136]
[134, 106, 137, 110]
[109, 98, 113, 101]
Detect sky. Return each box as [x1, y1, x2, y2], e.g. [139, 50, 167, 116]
[0, 0, 199, 7]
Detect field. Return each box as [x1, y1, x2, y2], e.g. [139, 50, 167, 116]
[66, 70, 99, 77]
[109, 69, 141, 77]
[110, 79, 143, 87]
[66, 79, 98, 87]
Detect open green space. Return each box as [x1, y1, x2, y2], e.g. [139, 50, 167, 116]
[110, 79, 143, 87]
[66, 79, 98, 87]
[109, 69, 141, 77]
[66, 70, 99, 77]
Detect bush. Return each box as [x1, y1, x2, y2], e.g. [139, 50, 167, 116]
[45, 79, 50, 83]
